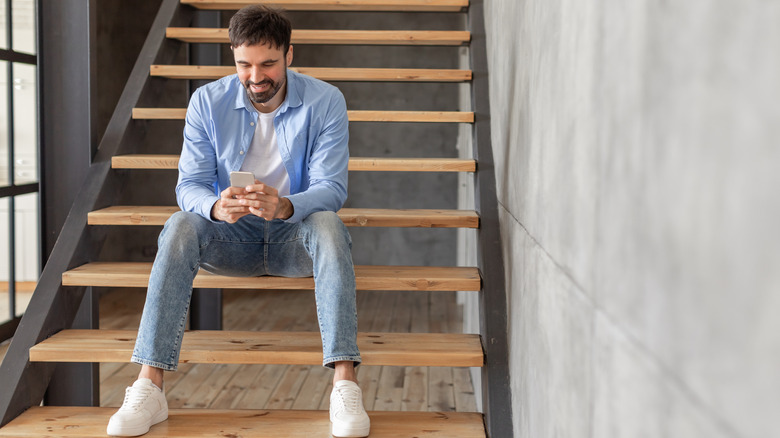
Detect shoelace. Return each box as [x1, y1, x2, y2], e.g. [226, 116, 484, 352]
[333, 386, 363, 415]
[119, 385, 153, 413]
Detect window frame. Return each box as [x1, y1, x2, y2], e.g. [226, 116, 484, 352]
[1, 0, 39, 334]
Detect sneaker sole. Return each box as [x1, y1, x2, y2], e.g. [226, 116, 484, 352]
[106, 409, 168, 437]
[331, 423, 370, 438]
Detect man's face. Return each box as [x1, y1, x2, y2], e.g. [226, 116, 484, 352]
[232, 42, 293, 112]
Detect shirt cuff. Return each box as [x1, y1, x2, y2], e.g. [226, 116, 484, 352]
[283, 193, 307, 223]
[200, 195, 221, 223]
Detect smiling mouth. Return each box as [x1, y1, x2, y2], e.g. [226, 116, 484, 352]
[250, 83, 270, 92]
[248, 81, 272, 92]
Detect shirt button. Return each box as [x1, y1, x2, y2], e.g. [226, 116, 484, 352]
[239, 151, 244, 155]
[250, 122, 255, 126]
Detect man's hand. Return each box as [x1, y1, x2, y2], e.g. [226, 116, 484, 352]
[239, 181, 294, 221]
[211, 186, 252, 223]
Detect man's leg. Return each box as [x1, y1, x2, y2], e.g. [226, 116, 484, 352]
[268, 210, 361, 368]
[108, 212, 268, 437]
[268, 211, 368, 437]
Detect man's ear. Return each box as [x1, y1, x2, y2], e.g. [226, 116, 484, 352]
[286, 45, 294, 67]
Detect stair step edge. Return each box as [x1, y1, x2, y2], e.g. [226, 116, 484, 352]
[0, 407, 485, 438]
[29, 330, 485, 367]
[62, 262, 482, 291]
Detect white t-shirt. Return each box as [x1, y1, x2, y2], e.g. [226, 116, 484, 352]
[240, 106, 291, 197]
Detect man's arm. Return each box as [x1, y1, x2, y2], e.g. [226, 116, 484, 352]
[283, 90, 349, 223]
[176, 89, 222, 221]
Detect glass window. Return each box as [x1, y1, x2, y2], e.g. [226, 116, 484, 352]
[12, 0, 35, 54]
[12, 62, 35, 184]
[0, 60, 8, 186]
[0, 2, 7, 49]
[0, 0, 38, 326]
[13, 192, 37, 316]
[0, 197, 9, 319]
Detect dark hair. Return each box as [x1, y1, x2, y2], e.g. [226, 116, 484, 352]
[228, 5, 291, 53]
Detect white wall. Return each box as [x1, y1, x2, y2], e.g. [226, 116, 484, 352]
[476, 0, 780, 436]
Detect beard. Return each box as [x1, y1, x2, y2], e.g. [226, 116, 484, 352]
[244, 73, 286, 105]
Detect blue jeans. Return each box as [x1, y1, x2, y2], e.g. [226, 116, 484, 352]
[131, 210, 361, 371]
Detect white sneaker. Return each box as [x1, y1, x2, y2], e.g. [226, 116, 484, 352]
[106, 378, 168, 436]
[330, 380, 370, 437]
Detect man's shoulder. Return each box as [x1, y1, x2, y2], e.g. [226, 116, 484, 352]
[289, 70, 343, 103]
[192, 74, 241, 104]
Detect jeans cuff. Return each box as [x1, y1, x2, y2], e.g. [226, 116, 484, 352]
[131, 355, 178, 372]
[323, 355, 362, 369]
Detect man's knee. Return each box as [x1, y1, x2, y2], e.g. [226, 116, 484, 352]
[160, 211, 206, 243]
[302, 211, 351, 247]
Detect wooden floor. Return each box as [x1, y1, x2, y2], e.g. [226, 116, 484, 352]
[0, 282, 36, 320]
[97, 288, 478, 412]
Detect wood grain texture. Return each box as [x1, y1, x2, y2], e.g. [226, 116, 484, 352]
[30, 330, 484, 367]
[180, 0, 470, 12]
[0, 407, 484, 437]
[62, 262, 482, 291]
[150, 65, 472, 82]
[87, 206, 479, 228]
[96, 289, 476, 411]
[132, 108, 474, 122]
[167, 28, 471, 45]
[112, 155, 477, 172]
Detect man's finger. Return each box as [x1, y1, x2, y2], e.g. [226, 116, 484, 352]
[247, 183, 278, 197]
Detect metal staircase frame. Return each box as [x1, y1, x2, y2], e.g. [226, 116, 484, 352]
[0, 0, 513, 436]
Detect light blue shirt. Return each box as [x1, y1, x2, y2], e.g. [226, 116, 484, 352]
[177, 70, 349, 223]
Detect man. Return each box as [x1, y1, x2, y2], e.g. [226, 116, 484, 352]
[106, 6, 370, 437]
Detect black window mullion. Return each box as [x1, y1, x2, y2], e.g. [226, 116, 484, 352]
[6, 0, 17, 321]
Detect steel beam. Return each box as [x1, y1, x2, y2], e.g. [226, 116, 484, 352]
[468, 1, 514, 437]
[44, 288, 100, 406]
[39, 0, 98, 261]
[188, 10, 224, 328]
[190, 288, 223, 330]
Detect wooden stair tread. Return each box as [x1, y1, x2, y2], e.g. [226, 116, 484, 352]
[62, 262, 481, 291]
[167, 28, 471, 45]
[0, 407, 485, 437]
[151, 65, 472, 82]
[29, 330, 484, 366]
[113, 154, 477, 172]
[181, 0, 470, 12]
[132, 108, 474, 123]
[88, 206, 479, 228]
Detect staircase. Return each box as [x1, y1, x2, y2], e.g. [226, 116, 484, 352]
[0, 0, 511, 436]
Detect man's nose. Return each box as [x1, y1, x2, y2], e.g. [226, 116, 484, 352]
[249, 67, 264, 83]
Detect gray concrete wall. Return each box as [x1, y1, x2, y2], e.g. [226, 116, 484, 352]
[478, 0, 780, 436]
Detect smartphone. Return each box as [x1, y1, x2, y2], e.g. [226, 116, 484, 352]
[230, 171, 255, 188]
